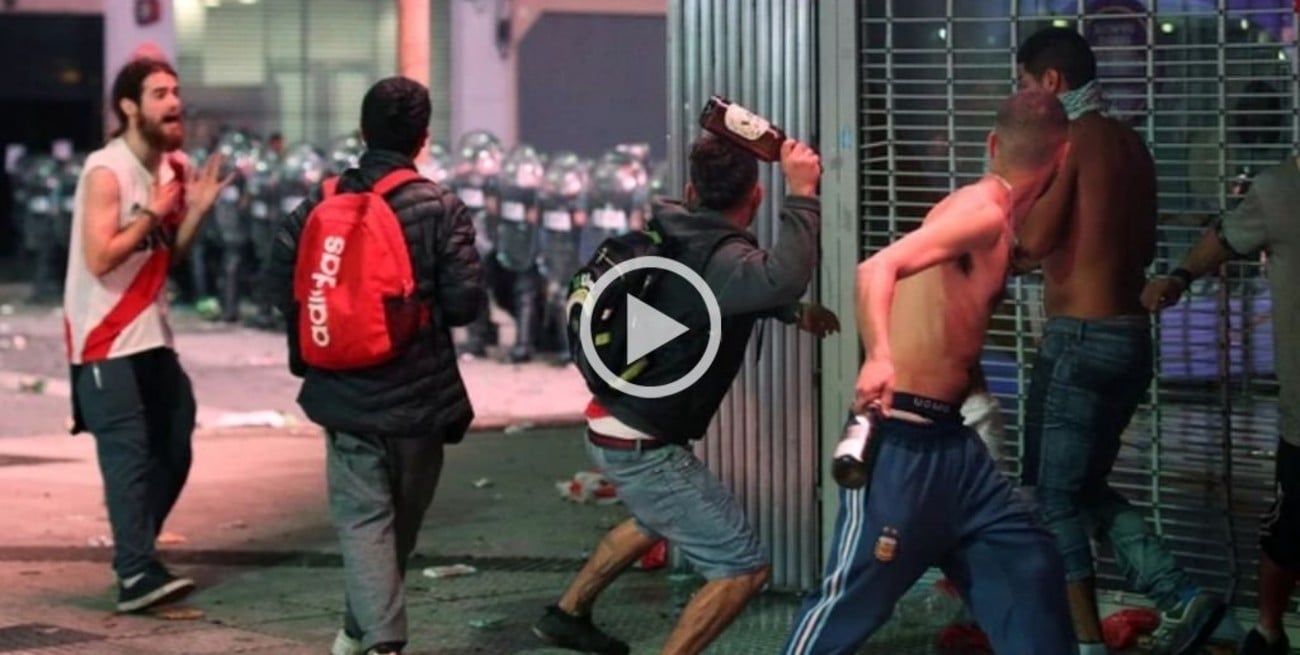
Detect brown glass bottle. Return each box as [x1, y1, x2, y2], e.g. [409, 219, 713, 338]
[698, 95, 787, 162]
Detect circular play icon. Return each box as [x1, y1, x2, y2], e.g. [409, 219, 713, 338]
[576, 255, 722, 399]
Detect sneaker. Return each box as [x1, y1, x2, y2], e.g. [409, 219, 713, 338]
[532, 605, 628, 655]
[1239, 627, 1290, 655]
[1153, 592, 1228, 655]
[330, 629, 363, 655]
[116, 565, 195, 613]
[367, 644, 401, 655]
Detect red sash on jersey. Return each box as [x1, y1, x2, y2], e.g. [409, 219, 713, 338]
[76, 155, 186, 363]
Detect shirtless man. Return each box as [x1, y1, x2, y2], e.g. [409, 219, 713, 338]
[781, 90, 1074, 655]
[1013, 27, 1225, 655]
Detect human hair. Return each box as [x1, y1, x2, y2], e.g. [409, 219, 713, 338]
[1016, 27, 1097, 89]
[687, 134, 758, 211]
[110, 58, 177, 138]
[360, 76, 431, 156]
[994, 90, 1069, 168]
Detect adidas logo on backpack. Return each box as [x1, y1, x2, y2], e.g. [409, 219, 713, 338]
[292, 169, 429, 370]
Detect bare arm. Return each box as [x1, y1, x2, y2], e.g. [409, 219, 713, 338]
[81, 168, 163, 277]
[172, 154, 231, 260]
[856, 194, 1004, 363]
[1014, 142, 1079, 262]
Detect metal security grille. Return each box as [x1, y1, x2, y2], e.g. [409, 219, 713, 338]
[667, 0, 822, 592]
[172, 0, 452, 151]
[859, 0, 1298, 615]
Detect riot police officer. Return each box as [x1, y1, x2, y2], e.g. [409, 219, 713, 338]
[210, 130, 258, 323]
[20, 154, 63, 303]
[328, 132, 364, 176]
[582, 151, 647, 259]
[450, 130, 505, 358]
[538, 152, 588, 364]
[245, 135, 284, 329]
[184, 146, 222, 312]
[418, 142, 453, 185]
[648, 159, 668, 216]
[496, 145, 547, 363]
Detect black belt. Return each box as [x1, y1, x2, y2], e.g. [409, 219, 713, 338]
[587, 430, 671, 451]
[892, 392, 962, 424]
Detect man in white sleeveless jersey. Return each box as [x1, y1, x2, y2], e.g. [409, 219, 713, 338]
[63, 57, 228, 613]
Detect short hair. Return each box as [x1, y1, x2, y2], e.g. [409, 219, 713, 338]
[994, 90, 1069, 168]
[110, 58, 177, 137]
[688, 134, 758, 211]
[360, 76, 431, 155]
[1016, 27, 1097, 89]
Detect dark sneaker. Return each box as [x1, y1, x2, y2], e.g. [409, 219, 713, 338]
[116, 566, 195, 613]
[1153, 592, 1228, 655]
[1239, 627, 1290, 655]
[532, 605, 629, 655]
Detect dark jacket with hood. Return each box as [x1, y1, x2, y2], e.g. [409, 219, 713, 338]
[263, 149, 485, 442]
[596, 195, 820, 443]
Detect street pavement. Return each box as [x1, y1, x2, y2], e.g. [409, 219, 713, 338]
[0, 292, 1203, 653]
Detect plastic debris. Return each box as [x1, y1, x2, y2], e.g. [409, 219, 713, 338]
[422, 564, 478, 579]
[467, 617, 505, 630]
[556, 471, 620, 505]
[1102, 608, 1160, 651]
[212, 411, 292, 429]
[473, 478, 494, 489]
[88, 535, 113, 547]
[157, 532, 187, 545]
[504, 421, 535, 434]
[638, 539, 668, 570]
[17, 378, 45, 394]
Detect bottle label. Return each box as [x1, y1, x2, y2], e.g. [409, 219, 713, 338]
[724, 104, 770, 141]
[834, 414, 872, 461]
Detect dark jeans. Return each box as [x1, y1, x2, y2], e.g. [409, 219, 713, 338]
[784, 417, 1074, 654]
[72, 348, 195, 579]
[326, 431, 444, 651]
[1025, 316, 1194, 611]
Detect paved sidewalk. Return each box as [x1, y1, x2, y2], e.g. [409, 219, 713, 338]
[0, 426, 982, 655]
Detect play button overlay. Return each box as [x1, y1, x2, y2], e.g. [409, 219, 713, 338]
[577, 255, 721, 399]
[626, 296, 689, 362]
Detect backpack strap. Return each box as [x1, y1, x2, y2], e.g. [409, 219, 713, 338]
[321, 176, 340, 199]
[372, 168, 424, 196]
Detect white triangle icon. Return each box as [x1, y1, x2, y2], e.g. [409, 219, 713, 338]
[626, 295, 690, 363]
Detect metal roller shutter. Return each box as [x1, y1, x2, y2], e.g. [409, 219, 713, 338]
[667, 0, 822, 592]
[858, 0, 1298, 616]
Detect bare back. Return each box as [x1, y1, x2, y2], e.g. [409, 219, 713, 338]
[890, 183, 1014, 404]
[1042, 114, 1156, 318]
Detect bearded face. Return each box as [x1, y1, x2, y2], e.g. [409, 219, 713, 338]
[130, 71, 185, 152]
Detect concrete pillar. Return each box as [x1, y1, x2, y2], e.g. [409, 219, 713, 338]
[397, 0, 431, 87]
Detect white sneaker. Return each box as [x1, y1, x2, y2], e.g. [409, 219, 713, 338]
[330, 629, 364, 655]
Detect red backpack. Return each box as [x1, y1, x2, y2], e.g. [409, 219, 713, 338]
[292, 168, 428, 370]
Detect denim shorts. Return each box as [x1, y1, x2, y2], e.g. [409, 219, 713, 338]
[586, 437, 768, 580]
